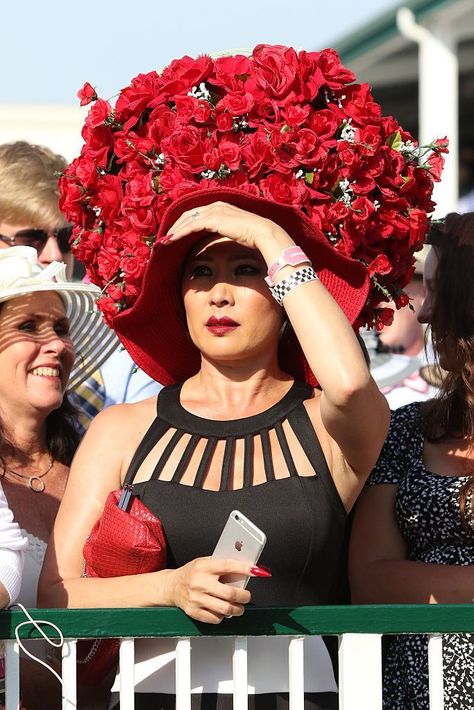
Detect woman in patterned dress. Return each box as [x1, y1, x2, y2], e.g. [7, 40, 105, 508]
[349, 212, 474, 710]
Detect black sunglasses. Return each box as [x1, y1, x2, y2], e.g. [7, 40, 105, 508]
[0, 225, 73, 254]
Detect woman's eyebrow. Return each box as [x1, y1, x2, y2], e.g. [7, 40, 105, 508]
[191, 252, 262, 263]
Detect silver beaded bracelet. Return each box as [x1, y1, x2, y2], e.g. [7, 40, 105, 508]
[269, 266, 319, 306]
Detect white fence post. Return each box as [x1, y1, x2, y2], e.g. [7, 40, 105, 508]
[288, 636, 305, 710]
[5, 639, 20, 710]
[119, 638, 135, 709]
[338, 633, 382, 710]
[61, 639, 77, 709]
[175, 638, 191, 710]
[233, 637, 248, 710]
[428, 634, 444, 710]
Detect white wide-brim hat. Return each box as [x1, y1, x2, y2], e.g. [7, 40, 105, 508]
[0, 246, 118, 389]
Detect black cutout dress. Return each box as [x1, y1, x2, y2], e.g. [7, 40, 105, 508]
[110, 381, 349, 710]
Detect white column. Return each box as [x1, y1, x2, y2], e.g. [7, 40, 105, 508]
[397, 8, 459, 217]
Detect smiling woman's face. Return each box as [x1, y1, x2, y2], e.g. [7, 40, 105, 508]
[0, 291, 74, 419]
[181, 236, 283, 369]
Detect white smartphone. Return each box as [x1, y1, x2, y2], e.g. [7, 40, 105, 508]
[212, 510, 266, 589]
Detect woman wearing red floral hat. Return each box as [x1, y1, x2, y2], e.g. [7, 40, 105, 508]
[39, 45, 444, 708]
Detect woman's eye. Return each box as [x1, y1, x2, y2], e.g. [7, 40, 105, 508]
[18, 320, 36, 333]
[235, 264, 261, 276]
[189, 265, 212, 279]
[55, 323, 71, 337]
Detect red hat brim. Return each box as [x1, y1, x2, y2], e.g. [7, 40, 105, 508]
[113, 188, 369, 386]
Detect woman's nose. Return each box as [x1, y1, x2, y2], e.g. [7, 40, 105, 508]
[42, 331, 71, 357]
[417, 297, 431, 324]
[38, 234, 63, 265]
[209, 280, 234, 306]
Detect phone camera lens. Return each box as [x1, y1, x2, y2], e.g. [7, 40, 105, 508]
[235, 514, 240, 520]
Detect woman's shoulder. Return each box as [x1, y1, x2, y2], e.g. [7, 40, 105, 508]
[83, 395, 159, 443]
[388, 401, 423, 435]
[367, 402, 423, 487]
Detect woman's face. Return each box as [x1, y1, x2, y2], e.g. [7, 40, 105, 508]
[417, 247, 456, 371]
[0, 291, 74, 419]
[181, 237, 283, 369]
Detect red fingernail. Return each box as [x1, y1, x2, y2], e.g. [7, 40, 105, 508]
[250, 566, 272, 578]
[161, 233, 173, 243]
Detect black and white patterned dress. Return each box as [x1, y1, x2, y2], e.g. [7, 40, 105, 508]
[367, 403, 474, 710]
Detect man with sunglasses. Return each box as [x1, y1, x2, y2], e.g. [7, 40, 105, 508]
[0, 143, 74, 276]
[0, 225, 74, 273]
[0, 141, 161, 431]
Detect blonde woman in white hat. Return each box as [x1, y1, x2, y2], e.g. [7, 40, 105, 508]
[0, 246, 110, 709]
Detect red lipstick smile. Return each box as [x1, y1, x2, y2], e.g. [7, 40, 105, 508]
[205, 316, 240, 335]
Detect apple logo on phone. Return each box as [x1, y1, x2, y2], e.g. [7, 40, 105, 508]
[235, 540, 243, 552]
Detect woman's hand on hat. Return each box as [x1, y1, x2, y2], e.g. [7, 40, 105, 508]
[163, 201, 295, 257]
[161, 556, 252, 624]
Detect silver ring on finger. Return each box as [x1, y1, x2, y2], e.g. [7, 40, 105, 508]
[191, 210, 200, 220]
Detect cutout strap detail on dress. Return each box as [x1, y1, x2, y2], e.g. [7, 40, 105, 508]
[123, 381, 335, 492]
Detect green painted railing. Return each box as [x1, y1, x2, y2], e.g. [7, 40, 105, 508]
[2, 604, 474, 639]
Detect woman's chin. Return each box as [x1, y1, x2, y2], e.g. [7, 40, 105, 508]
[28, 395, 64, 416]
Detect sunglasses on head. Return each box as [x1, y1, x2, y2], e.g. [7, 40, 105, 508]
[0, 225, 73, 254]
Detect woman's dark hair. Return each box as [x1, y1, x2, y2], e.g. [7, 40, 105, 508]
[45, 392, 80, 464]
[0, 393, 80, 472]
[419, 212, 474, 524]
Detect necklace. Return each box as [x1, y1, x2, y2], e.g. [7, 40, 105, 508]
[4, 455, 54, 493]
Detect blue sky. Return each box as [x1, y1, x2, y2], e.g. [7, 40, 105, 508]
[2, 0, 400, 104]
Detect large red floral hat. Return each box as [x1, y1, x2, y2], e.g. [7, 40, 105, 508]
[60, 44, 447, 379]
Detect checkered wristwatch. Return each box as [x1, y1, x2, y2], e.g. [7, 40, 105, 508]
[269, 266, 319, 306]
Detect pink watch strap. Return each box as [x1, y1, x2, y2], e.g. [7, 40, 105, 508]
[265, 246, 311, 287]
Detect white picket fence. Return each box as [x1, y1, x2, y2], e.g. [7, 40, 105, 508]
[0, 605, 466, 710]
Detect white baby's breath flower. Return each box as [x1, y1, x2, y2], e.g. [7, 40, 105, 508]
[339, 120, 356, 143]
[338, 178, 353, 206]
[232, 116, 249, 131]
[188, 82, 211, 101]
[399, 140, 419, 158]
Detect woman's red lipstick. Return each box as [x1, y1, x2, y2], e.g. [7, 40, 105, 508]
[206, 316, 240, 334]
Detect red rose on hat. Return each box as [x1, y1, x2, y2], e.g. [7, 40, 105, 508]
[252, 44, 301, 102]
[77, 82, 97, 106]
